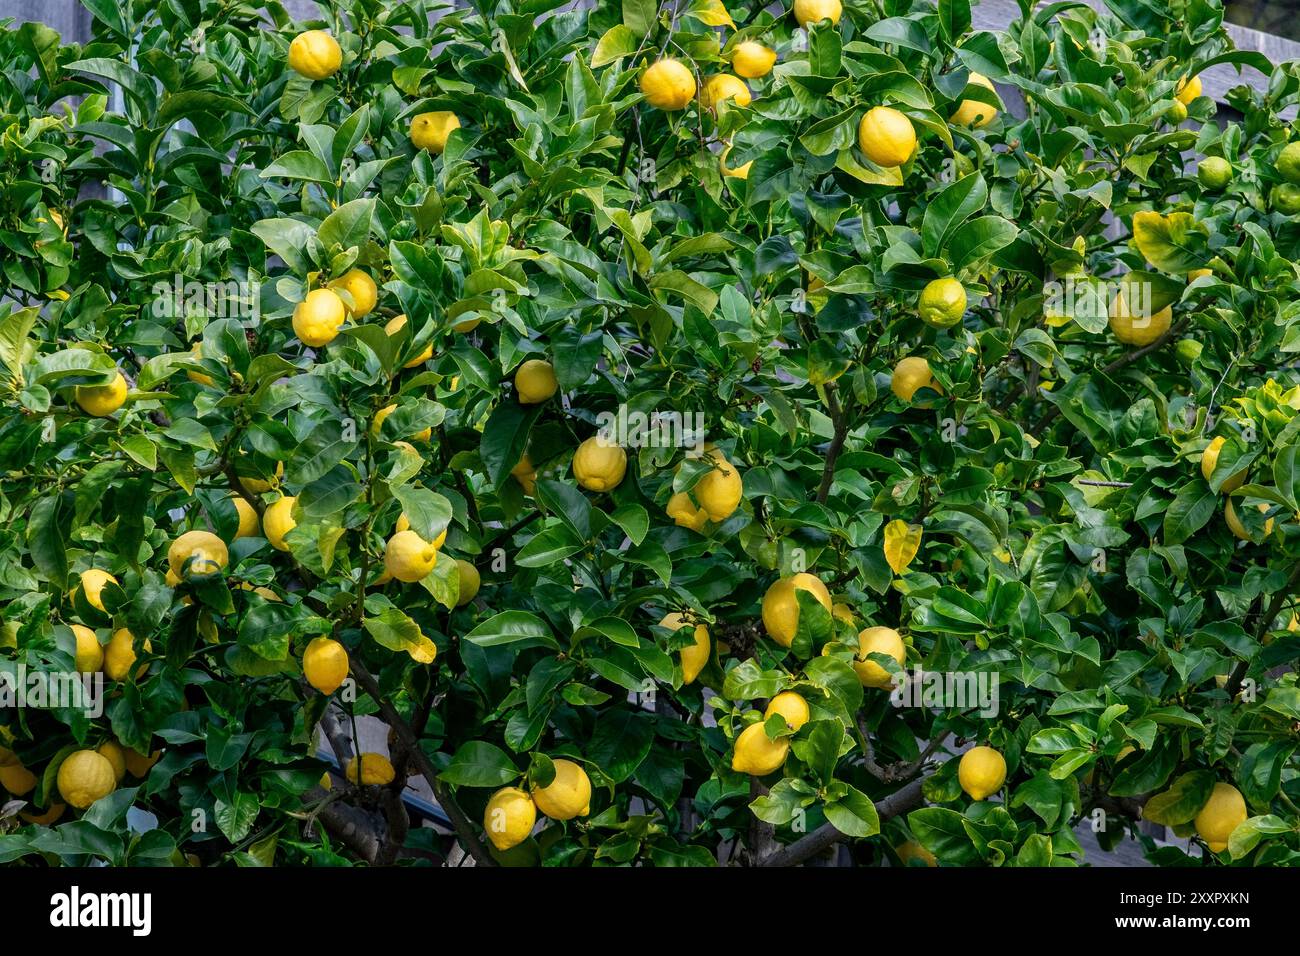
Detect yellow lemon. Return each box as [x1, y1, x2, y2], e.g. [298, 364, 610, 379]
[385, 314, 433, 367]
[167, 529, 229, 578]
[232, 496, 260, 539]
[891, 356, 936, 401]
[694, 456, 744, 522]
[511, 452, 537, 496]
[373, 403, 432, 442]
[292, 288, 347, 347]
[853, 626, 906, 688]
[764, 692, 809, 731]
[918, 277, 967, 327]
[303, 637, 349, 695]
[858, 106, 916, 168]
[640, 58, 696, 110]
[328, 268, 378, 319]
[456, 559, 480, 606]
[1193, 782, 1246, 852]
[531, 759, 591, 820]
[731, 721, 790, 775]
[793, 0, 842, 26]
[263, 496, 297, 551]
[484, 787, 536, 850]
[661, 612, 710, 685]
[573, 436, 627, 492]
[1109, 291, 1172, 346]
[238, 460, 283, 494]
[345, 752, 396, 786]
[1175, 74, 1202, 105]
[832, 602, 855, 625]
[957, 745, 1006, 800]
[384, 530, 438, 582]
[704, 74, 751, 109]
[720, 145, 752, 180]
[123, 747, 161, 778]
[950, 73, 998, 127]
[104, 627, 150, 681]
[57, 750, 117, 809]
[71, 623, 103, 673]
[96, 740, 127, 782]
[761, 572, 833, 647]
[288, 29, 342, 80]
[187, 342, 214, 386]
[1201, 436, 1246, 492]
[75, 372, 128, 416]
[1225, 499, 1272, 540]
[410, 111, 461, 154]
[515, 359, 558, 404]
[667, 492, 709, 532]
[732, 41, 776, 79]
[394, 513, 447, 549]
[76, 568, 118, 613]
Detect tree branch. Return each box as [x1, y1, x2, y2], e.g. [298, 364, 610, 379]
[815, 382, 846, 504]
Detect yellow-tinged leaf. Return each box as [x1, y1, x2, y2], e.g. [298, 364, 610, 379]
[883, 519, 922, 575]
[1130, 210, 1204, 274]
[688, 0, 736, 28]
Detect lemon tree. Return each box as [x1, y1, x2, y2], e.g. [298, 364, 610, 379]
[1, 0, 1300, 869]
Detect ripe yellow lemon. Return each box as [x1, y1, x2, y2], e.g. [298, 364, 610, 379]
[1193, 781, 1247, 852]
[640, 58, 696, 110]
[168, 529, 229, 578]
[263, 496, 298, 551]
[793, 0, 842, 26]
[346, 752, 396, 786]
[761, 572, 833, 647]
[456, 559, 480, 606]
[373, 403, 432, 442]
[232, 496, 260, 539]
[958, 745, 1006, 800]
[57, 750, 117, 809]
[511, 452, 537, 495]
[858, 106, 916, 168]
[573, 436, 627, 491]
[661, 612, 710, 685]
[104, 627, 150, 681]
[385, 314, 433, 367]
[410, 111, 461, 154]
[1225, 499, 1272, 540]
[187, 342, 214, 386]
[1175, 74, 1202, 105]
[704, 74, 751, 109]
[832, 602, 855, 625]
[918, 277, 967, 327]
[484, 786, 536, 850]
[515, 359, 558, 403]
[853, 626, 906, 688]
[384, 530, 438, 582]
[694, 455, 744, 522]
[96, 740, 126, 782]
[1201, 435, 1245, 492]
[764, 692, 809, 731]
[531, 759, 591, 820]
[75, 372, 128, 416]
[76, 568, 118, 612]
[292, 288, 347, 347]
[667, 492, 709, 531]
[288, 30, 342, 80]
[238, 460, 283, 494]
[720, 145, 752, 180]
[124, 747, 161, 778]
[732, 41, 776, 79]
[891, 356, 936, 401]
[394, 514, 447, 549]
[732, 721, 790, 775]
[950, 73, 998, 127]
[327, 268, 377, 319]
[1109, 291, 1172, 346]
[303, 637, 349, 694]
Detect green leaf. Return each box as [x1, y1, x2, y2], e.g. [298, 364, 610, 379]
[441, 741, 519, 787]
[463, 611, 559, 648]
